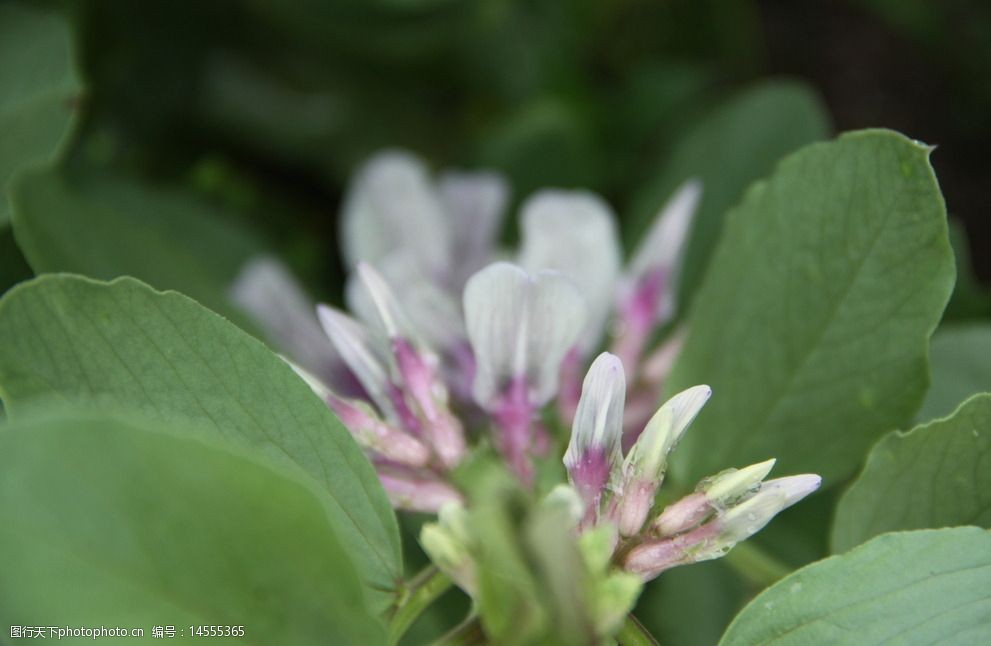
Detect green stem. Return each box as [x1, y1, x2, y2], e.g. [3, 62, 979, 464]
[723, 541, 792, 588]
[388, 566, 453, 645]
[616, 614, 659, 646]
[432, 614, 484, 646]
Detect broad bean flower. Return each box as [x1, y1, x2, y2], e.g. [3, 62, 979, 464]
[231, 149, 820, 590]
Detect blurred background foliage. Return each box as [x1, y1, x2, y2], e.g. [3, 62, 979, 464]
[4, 0, 989, 307]
[2, 0, 990, 643]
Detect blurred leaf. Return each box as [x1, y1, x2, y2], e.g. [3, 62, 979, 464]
[463, 464, 596, 645]
[627, 80, 830, 307]
[477, 97, 599, 200]
[918, 325, 991, 422]
[0, 411, 385, 644]
[0, 227, 32, 295]
[721, 528, 991, 645]
[0, 275, 402, 609]
[635, 560, 746, 646]
[10, 167, 263, 327]
[668, 130, 955, 487]
[0, 3, 80, 224]
[832, 394, 991, 553]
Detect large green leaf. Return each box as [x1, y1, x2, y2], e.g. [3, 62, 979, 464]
[626, 80, 830, 307]
[918, 325, 991, 422]
[10, 167, 263, 326]
[667, 130, 955, 486]
[0, 3, 80, 225]
[832, 394, 991, 552]
[0, 275, 401, 609]
[0, 411, 385, 644]
[721, 528, 991, 645]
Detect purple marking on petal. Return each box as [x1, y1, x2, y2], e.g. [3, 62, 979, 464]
[612, 268, 667, 376]
[378, 468, 464, 513]
[568, 445, 612, 525]
[446, 340, 477, 404]
[491, 376, 536, 484]
[326, 394, 431, 467]
[623, 520, 720, 581]
[393, 337, 438, 418]
[388, 382, 424, 437]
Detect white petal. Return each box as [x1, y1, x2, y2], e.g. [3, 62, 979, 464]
[625, 180, 702, 321]
[624, 384, 712, 478]
[438, 170, 509, 287]
[339, 149, 451, 276]
[524, 270, 589, 404]
[354, 261, 413, 338]
[463, 262, 586, 408]
[463, 262, 530, 407]
[316, 304, 394, 418]
[564, 352, 626, 470]
[230, 256, 342, 384]
[347, 254, 465, 351]
[519, 190, 622, 350]
[720, 474, 821, 542]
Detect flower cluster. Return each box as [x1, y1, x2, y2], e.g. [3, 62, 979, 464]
[231, 149, 820, 588]
[422, 351, 820, 597]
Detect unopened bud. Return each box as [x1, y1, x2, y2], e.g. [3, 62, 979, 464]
[718, 474, 821, 544]
[378, 468, 464, 513]
[542, 484, 586, 527]
[652, 492, 711, 537]
[327, 394, 431, 468]
[421, 503, 476, 594]
[623, 385, 711, 484]
[702, 458, 776, 510]
[564, 353, 626, 518]
[615, 478, 656, 537]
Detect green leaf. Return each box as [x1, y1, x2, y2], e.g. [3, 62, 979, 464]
[0, 4, 80, 224]
[10, 167, 263, 327]
[667, 130, 955, 486]
[918, 325, 991, 422]
[0, 274, 401, 609]
[0, 411, 385, 644]
[627, 80, 830, 307]
[721, 528, 991, 645]
[832, 394, 991, 553]
[0, 227, 32, 296]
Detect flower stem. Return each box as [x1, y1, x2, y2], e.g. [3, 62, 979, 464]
[616, 614, 659, 646]
[431, 614, 484, 646]
[388, 566, 453, 645]
[723, 540, 792, 587]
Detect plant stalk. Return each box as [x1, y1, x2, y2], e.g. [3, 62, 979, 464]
[616, 614, 659, 646]
[388, 566, 453, 645]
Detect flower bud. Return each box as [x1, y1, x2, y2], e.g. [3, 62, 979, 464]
[421, 502, 477, 594]
[652, 492, 711, 537]
[702, 458, 777, 510]
[378, 468, 464, 513]
[564, 353, 626, 519]
[622, 385, 711, 484]
[718, 474, 822, 544]
[326, 394, 431, 468]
